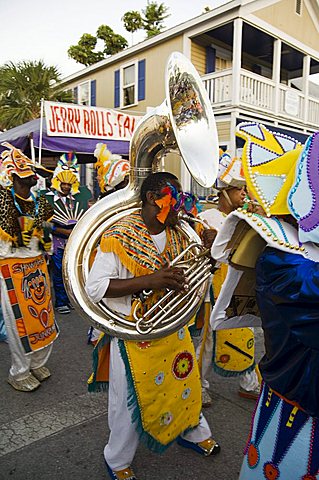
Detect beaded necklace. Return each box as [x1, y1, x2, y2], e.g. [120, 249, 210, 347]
[238, 209, 305, 252]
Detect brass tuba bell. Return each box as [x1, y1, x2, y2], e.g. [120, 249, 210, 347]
[62, 51, 219, 340]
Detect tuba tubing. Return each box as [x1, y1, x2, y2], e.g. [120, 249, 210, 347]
[63, 52, 219, 340]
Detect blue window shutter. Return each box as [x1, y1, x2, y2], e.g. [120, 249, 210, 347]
[138, 59, 146, 101]
[73, 86, 78, 104]
[90, 80, 96, 106]
[114, 70, 120, 108]
[206, 47, 216, 74]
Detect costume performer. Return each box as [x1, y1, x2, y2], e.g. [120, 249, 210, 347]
[0, 142, 58, 391]
[87, 143, 130, 345]
[45, 152, 91, 314]
[211, 122, 319, 480]
[86, 172, 220, 480]
[196, 152, 260, 407]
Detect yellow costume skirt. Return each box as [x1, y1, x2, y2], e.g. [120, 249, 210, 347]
[0, 254, 58, 354]
[121, 326, 202, 450]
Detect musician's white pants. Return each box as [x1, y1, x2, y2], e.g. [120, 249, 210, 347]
[104, 338, 212, 471]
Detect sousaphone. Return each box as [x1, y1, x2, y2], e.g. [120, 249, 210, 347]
[62, 51, 219, 340]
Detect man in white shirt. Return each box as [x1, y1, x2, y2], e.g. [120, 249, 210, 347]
[86, 172, 220, 480]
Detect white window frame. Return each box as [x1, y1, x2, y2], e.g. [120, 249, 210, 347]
[78, 80, 91, 106]
[120, 60, 138, 109]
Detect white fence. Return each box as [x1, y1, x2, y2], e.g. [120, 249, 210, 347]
[202, 69, 319, 127]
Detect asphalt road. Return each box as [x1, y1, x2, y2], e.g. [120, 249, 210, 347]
[0, 311, 263, 480]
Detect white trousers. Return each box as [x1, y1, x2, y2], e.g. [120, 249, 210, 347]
[1, 276, 53, 380]
[104, 339, 212, 471]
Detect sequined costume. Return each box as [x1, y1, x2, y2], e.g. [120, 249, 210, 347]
[0, 142, 59, 391]
[0, 182, 58, 389]
[240, 248, 319, 480]
[85, 211, 214, 472]
[211, 123, 319, 479]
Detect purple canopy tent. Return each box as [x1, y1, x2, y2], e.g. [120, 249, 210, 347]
[0, 118, 130, 157]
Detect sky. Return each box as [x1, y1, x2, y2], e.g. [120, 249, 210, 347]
[0, 0, 227, 78]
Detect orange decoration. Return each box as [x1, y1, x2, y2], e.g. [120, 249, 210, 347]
[263, 462, 280, 480]
[247, 443, 259, 468]
[155, 194, 177, 224]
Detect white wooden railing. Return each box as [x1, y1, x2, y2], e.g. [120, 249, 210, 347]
[202, 68, 319, 127]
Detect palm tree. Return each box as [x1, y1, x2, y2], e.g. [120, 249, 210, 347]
[0, 60, 73, 130]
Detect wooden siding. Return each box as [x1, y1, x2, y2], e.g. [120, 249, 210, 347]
[255, 0, 319, 51]
[217, 121, 231, 142]
[191, 42, 206, 75]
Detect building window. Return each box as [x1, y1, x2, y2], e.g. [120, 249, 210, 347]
[114, 59, 145, 108]
[78, 81, 90, 106]
[296, 0, 302, 15]
[122, 63, 137, 107]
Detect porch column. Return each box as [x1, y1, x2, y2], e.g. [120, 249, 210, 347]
[302, 55, 310, 123]
[272, 39, 281, 115]
[232, 18, 243, 106]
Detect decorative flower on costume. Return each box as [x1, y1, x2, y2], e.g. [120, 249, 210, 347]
[172, 351, 194, 379]
[94, 143, 130, 192]
[51, 152, 80, 195]
[155, 183, 201, 224]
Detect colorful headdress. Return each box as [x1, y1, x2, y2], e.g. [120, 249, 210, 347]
[0, 142, 36, 185]
[236, 122, 302, 217]
[215, 150, 246, 190]
[94, 143, 130, 192]
[51, 152, 80, 195]
[288, 131, 319, 243]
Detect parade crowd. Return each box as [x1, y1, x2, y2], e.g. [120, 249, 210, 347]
[1, 119, 319, 480]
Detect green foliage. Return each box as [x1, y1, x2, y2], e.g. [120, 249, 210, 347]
[0, 60, 73, 130]
[67, 2, 170, 67]
[97, 25, 128, 55]
[142, 1, 170, 38]
[68, 34, 104, 66]
[122, 11, 143, 34]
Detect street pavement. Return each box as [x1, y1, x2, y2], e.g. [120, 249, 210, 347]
[0, 310, 263, 480]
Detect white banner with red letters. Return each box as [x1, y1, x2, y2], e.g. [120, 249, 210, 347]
[44, 101, 140, 141]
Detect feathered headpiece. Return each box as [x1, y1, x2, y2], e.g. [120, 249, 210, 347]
[51, 152, 80, 195]
[94, 143, 130, 192]
[215, 150, 246, 190]
[0, 142, 36, 186]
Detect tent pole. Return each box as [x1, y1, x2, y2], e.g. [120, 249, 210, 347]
[38, 98, 44, 165]
[30, 137, 36, 162]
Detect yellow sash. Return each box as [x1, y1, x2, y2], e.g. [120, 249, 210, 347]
[0, 255, 58, 354]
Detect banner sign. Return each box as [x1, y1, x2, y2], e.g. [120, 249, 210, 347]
[44, 101, 140, 141]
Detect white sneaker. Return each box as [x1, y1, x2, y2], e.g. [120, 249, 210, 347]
[8, 373, 41, 392]
[31, 366, 51, 382]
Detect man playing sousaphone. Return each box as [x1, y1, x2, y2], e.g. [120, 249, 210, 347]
[0, 143, 59, 392]
[85, 172, 220, 480]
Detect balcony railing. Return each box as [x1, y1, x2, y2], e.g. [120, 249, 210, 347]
[202, 68, 319, 127]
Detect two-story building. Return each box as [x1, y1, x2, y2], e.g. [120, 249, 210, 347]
[60, 0, 319, 195]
